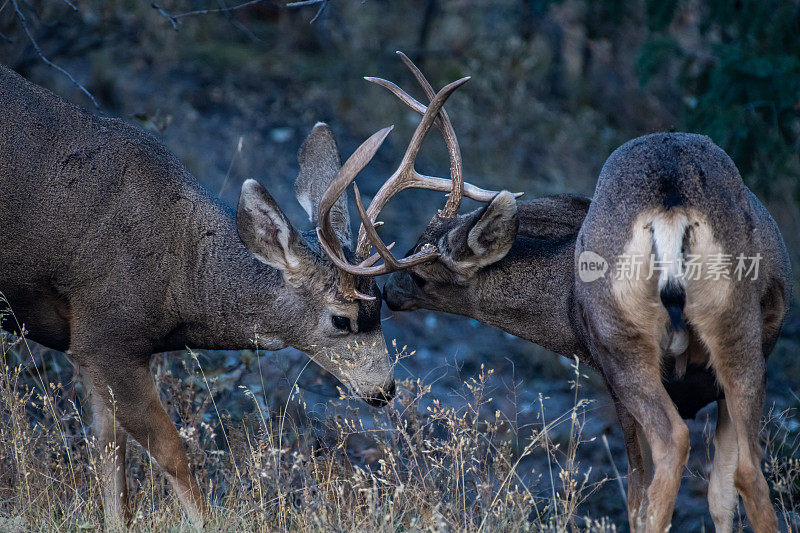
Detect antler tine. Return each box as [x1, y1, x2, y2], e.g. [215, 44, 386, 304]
[317, 125, 393, 260]
[317, 230, 427, 275]
[316, 126, 393, 300]
[397, 51, 436, 100]
[396, 51, 464, 218]
[362, 77, 446, 132]
[353, 183, 402, 271]
[355, 75, 470, 258]
[319, 183, 440, 277]
[364, 77, 520, 204]
[360, 241, 396, 268]
[383, 174, 523, 201]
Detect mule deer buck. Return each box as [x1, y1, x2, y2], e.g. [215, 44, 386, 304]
[337, 54, 790, 531]
[0, 62, 500, 527]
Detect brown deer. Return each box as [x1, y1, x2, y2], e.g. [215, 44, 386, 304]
[327, 54, 791, 532]
[0, 62, 499, 527]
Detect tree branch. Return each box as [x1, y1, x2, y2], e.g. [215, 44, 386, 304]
[150, 2, 179, 30]
[152, 0, 331, 29]
[285, 0, 328, 23]
[11, 0, 99, 107]
[285, 0, 323, 6]
[215, 0, 260, 42]
[153, 0, 266, 23]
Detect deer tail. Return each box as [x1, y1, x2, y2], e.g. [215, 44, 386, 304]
[652, 213, 690, 378]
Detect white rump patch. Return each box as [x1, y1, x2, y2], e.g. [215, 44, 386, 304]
[651, 213, 689, 292]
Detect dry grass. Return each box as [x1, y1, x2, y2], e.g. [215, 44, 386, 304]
[0, 310, 616, 532]
[0, 306, 798, 531]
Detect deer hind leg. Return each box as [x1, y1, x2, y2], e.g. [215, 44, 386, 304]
[82, 362, 206, 527]
[708, 399, 738, 532]
[634, 422, 654, 528]
[594, 339, 689, 533]
[610, 392, 652, 531]
[704, 322, 777, 533]
[78, 368, 129, 529]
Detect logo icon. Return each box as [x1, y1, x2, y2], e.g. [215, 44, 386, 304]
[578, 251, 608, 282]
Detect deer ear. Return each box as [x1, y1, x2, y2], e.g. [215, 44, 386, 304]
[443, 191, 518, 278]
[294, 122, 352, 246]
[237, 179, 311, 283]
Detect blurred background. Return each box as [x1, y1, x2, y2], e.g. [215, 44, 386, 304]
[1, 0, 799, 529]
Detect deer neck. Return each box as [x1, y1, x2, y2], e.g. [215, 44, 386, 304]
[466, 234, 590, 362]
[163, 190, 289, 352]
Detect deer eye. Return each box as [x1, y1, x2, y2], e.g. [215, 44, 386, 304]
[331, 315, 351, 332]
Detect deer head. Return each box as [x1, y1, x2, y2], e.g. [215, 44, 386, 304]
[236, 123, 396, 406]
[382, 190, 520, 313]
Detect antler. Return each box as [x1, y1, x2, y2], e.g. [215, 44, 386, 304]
[356, 52, 522, 259]
[364, 51, 464, 224]
[316, 75, 463, 277]
[316, 126, 394, 300]
[316, 52, 518, 299]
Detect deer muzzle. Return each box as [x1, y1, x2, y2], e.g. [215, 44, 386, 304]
[361, 379, 396, 407]
[383, 271, 421, 312]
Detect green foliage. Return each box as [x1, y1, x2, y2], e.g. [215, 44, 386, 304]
[638, 0, 800, 197]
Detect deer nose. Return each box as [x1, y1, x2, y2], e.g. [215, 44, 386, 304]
[384, 291, 402, 311]
[383, 279, 411, 311]
[363, 380, 396, 408]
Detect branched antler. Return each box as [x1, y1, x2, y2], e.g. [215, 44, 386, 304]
[317, 52, 518, 300]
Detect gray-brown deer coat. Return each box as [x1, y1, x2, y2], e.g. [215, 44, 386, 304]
[384, 133, 791, 532]
[0, 64, 396, 527]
